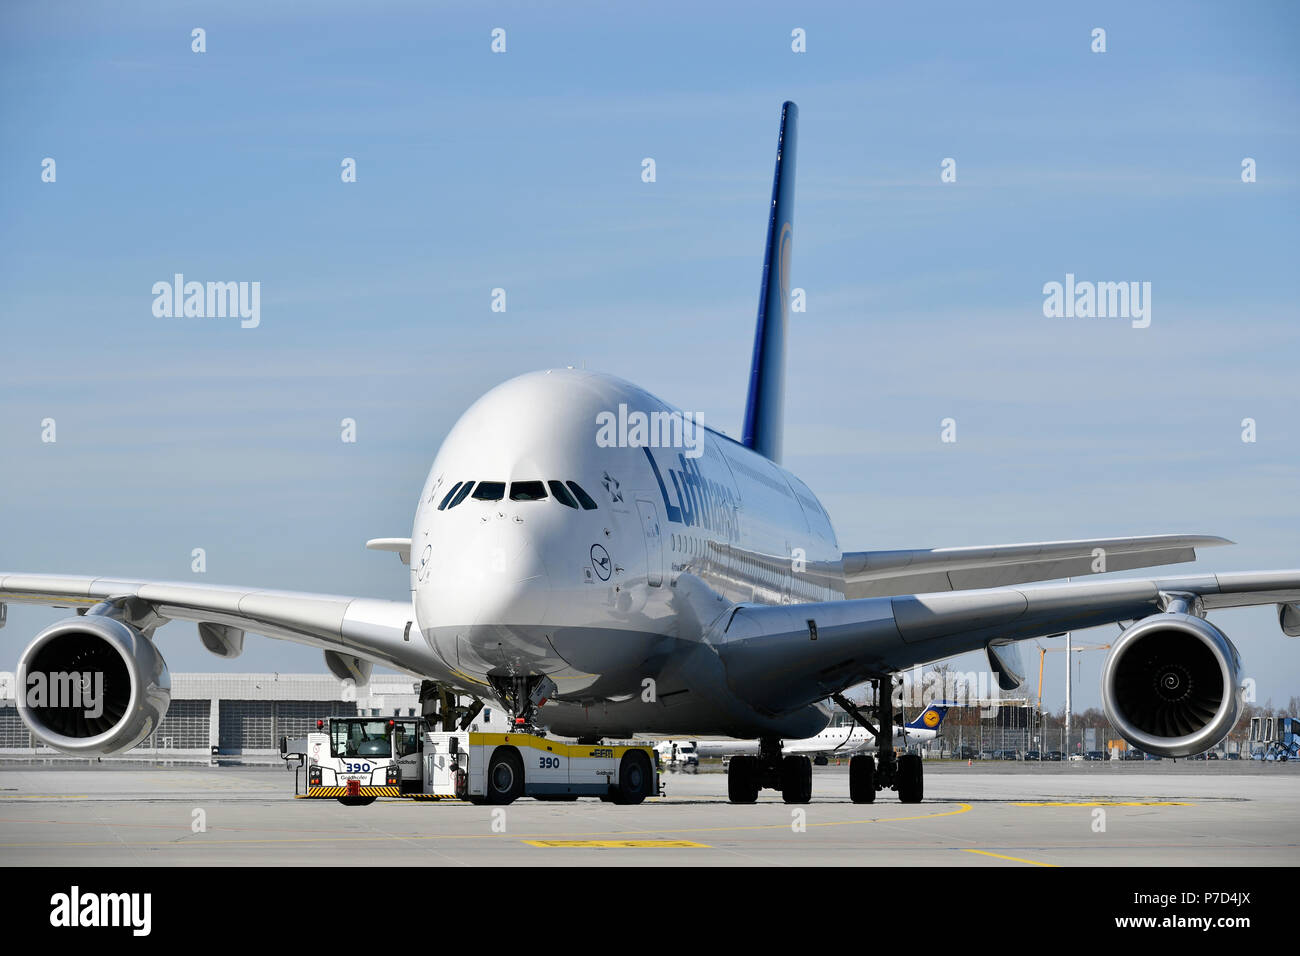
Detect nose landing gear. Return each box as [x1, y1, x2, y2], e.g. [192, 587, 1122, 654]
[487, 674, 557, 735]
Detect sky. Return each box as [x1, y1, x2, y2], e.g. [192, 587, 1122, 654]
[1, 1, 1297, 712]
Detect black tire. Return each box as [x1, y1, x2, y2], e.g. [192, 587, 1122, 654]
[849, 754, 875, 804]
[727, 755, 760, 804]
[336, 796, 377, 807]
[614, 751, 653, 805]
[486, 747, 524, 805]
[897, 753, 923, 804]
[781, 754, 812, 804]
[813, 754, 829, 767]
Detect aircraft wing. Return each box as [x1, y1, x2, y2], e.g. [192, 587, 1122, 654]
[0, 572, 463, 686]
[716, 569, 1300, 716]
[840, 534, 1231, 599]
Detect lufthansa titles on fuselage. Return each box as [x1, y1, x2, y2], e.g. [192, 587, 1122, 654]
[643, 447, 738, 539]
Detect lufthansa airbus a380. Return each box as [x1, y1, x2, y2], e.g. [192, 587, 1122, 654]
[4, 102, 1299, 805]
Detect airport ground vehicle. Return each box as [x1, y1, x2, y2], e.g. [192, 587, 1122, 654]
[655, 739, 700, 772]
[282, 717, 659, 805]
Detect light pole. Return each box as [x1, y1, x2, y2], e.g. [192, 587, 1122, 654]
[1064, 630, 1072, 756]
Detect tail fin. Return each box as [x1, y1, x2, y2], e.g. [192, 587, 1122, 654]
[741, 101, 798, 464]
[905, 703, 951, 731]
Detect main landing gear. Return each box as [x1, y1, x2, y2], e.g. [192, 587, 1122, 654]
[723, 674, 924, 805]
[726, 737, 813, 805]
[833, 677, 923, 804]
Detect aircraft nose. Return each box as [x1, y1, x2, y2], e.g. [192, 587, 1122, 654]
[422, 515, 551, 630]
[468, 519, 551, 626]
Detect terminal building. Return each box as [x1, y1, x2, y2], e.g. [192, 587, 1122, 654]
[0, 673, 504, 757]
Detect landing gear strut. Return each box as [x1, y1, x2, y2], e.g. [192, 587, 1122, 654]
[833, 676, 923, 804]
[725, 736, 812, 805]
[487, 675, 557, 735]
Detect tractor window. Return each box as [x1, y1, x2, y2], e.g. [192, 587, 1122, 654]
[392, 723, 421, 757]
[330, 720, 393, 759]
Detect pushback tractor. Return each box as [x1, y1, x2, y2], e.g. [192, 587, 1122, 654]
[281, 716, 659, 806]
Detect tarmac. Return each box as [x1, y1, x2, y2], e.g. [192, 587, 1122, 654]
[0, 761, 1295, 866]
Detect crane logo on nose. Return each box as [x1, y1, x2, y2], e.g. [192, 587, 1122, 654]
[590, 544, 612, 581]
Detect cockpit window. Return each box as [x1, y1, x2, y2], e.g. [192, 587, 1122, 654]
[548, 480, 579, 509]
[437, 482, 463, 511]
[447, 482, 475, 509]
[471, 481, 506, 502]
[566, 481, 599, 510]
[509, 481, 547, 501]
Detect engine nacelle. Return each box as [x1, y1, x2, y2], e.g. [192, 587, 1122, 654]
[1101, 612, 1241, 758]
[15, 616, 171, 756]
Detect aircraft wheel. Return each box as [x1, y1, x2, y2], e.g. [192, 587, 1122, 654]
[849, 754, 875, 804]
[781, 754, 813, 804]
[727, 755, 760, 804]
[486, 748, 524, 805]
[897, 753, 923, 803]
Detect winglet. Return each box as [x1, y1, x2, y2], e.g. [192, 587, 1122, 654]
[366, 538, 412, 566]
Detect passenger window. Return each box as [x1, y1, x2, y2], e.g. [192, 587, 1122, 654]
[437, 482, 463, 510]
[448, 482, 475, 508]
[566, 481, 599, 510]
[509, 481, 547, 501]
[548, 480, 579, 509]
[471, 481, 506, 502]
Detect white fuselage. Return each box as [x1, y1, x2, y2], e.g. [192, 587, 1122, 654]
[409, 368, 844, 739]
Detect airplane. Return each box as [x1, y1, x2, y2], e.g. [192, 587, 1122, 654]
[658, 703, 952, 769]
[3, 101, 1299, 807]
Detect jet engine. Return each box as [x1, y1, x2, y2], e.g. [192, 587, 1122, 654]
[1100, 612, 1241, 758]
[15, 615, 171, 756]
